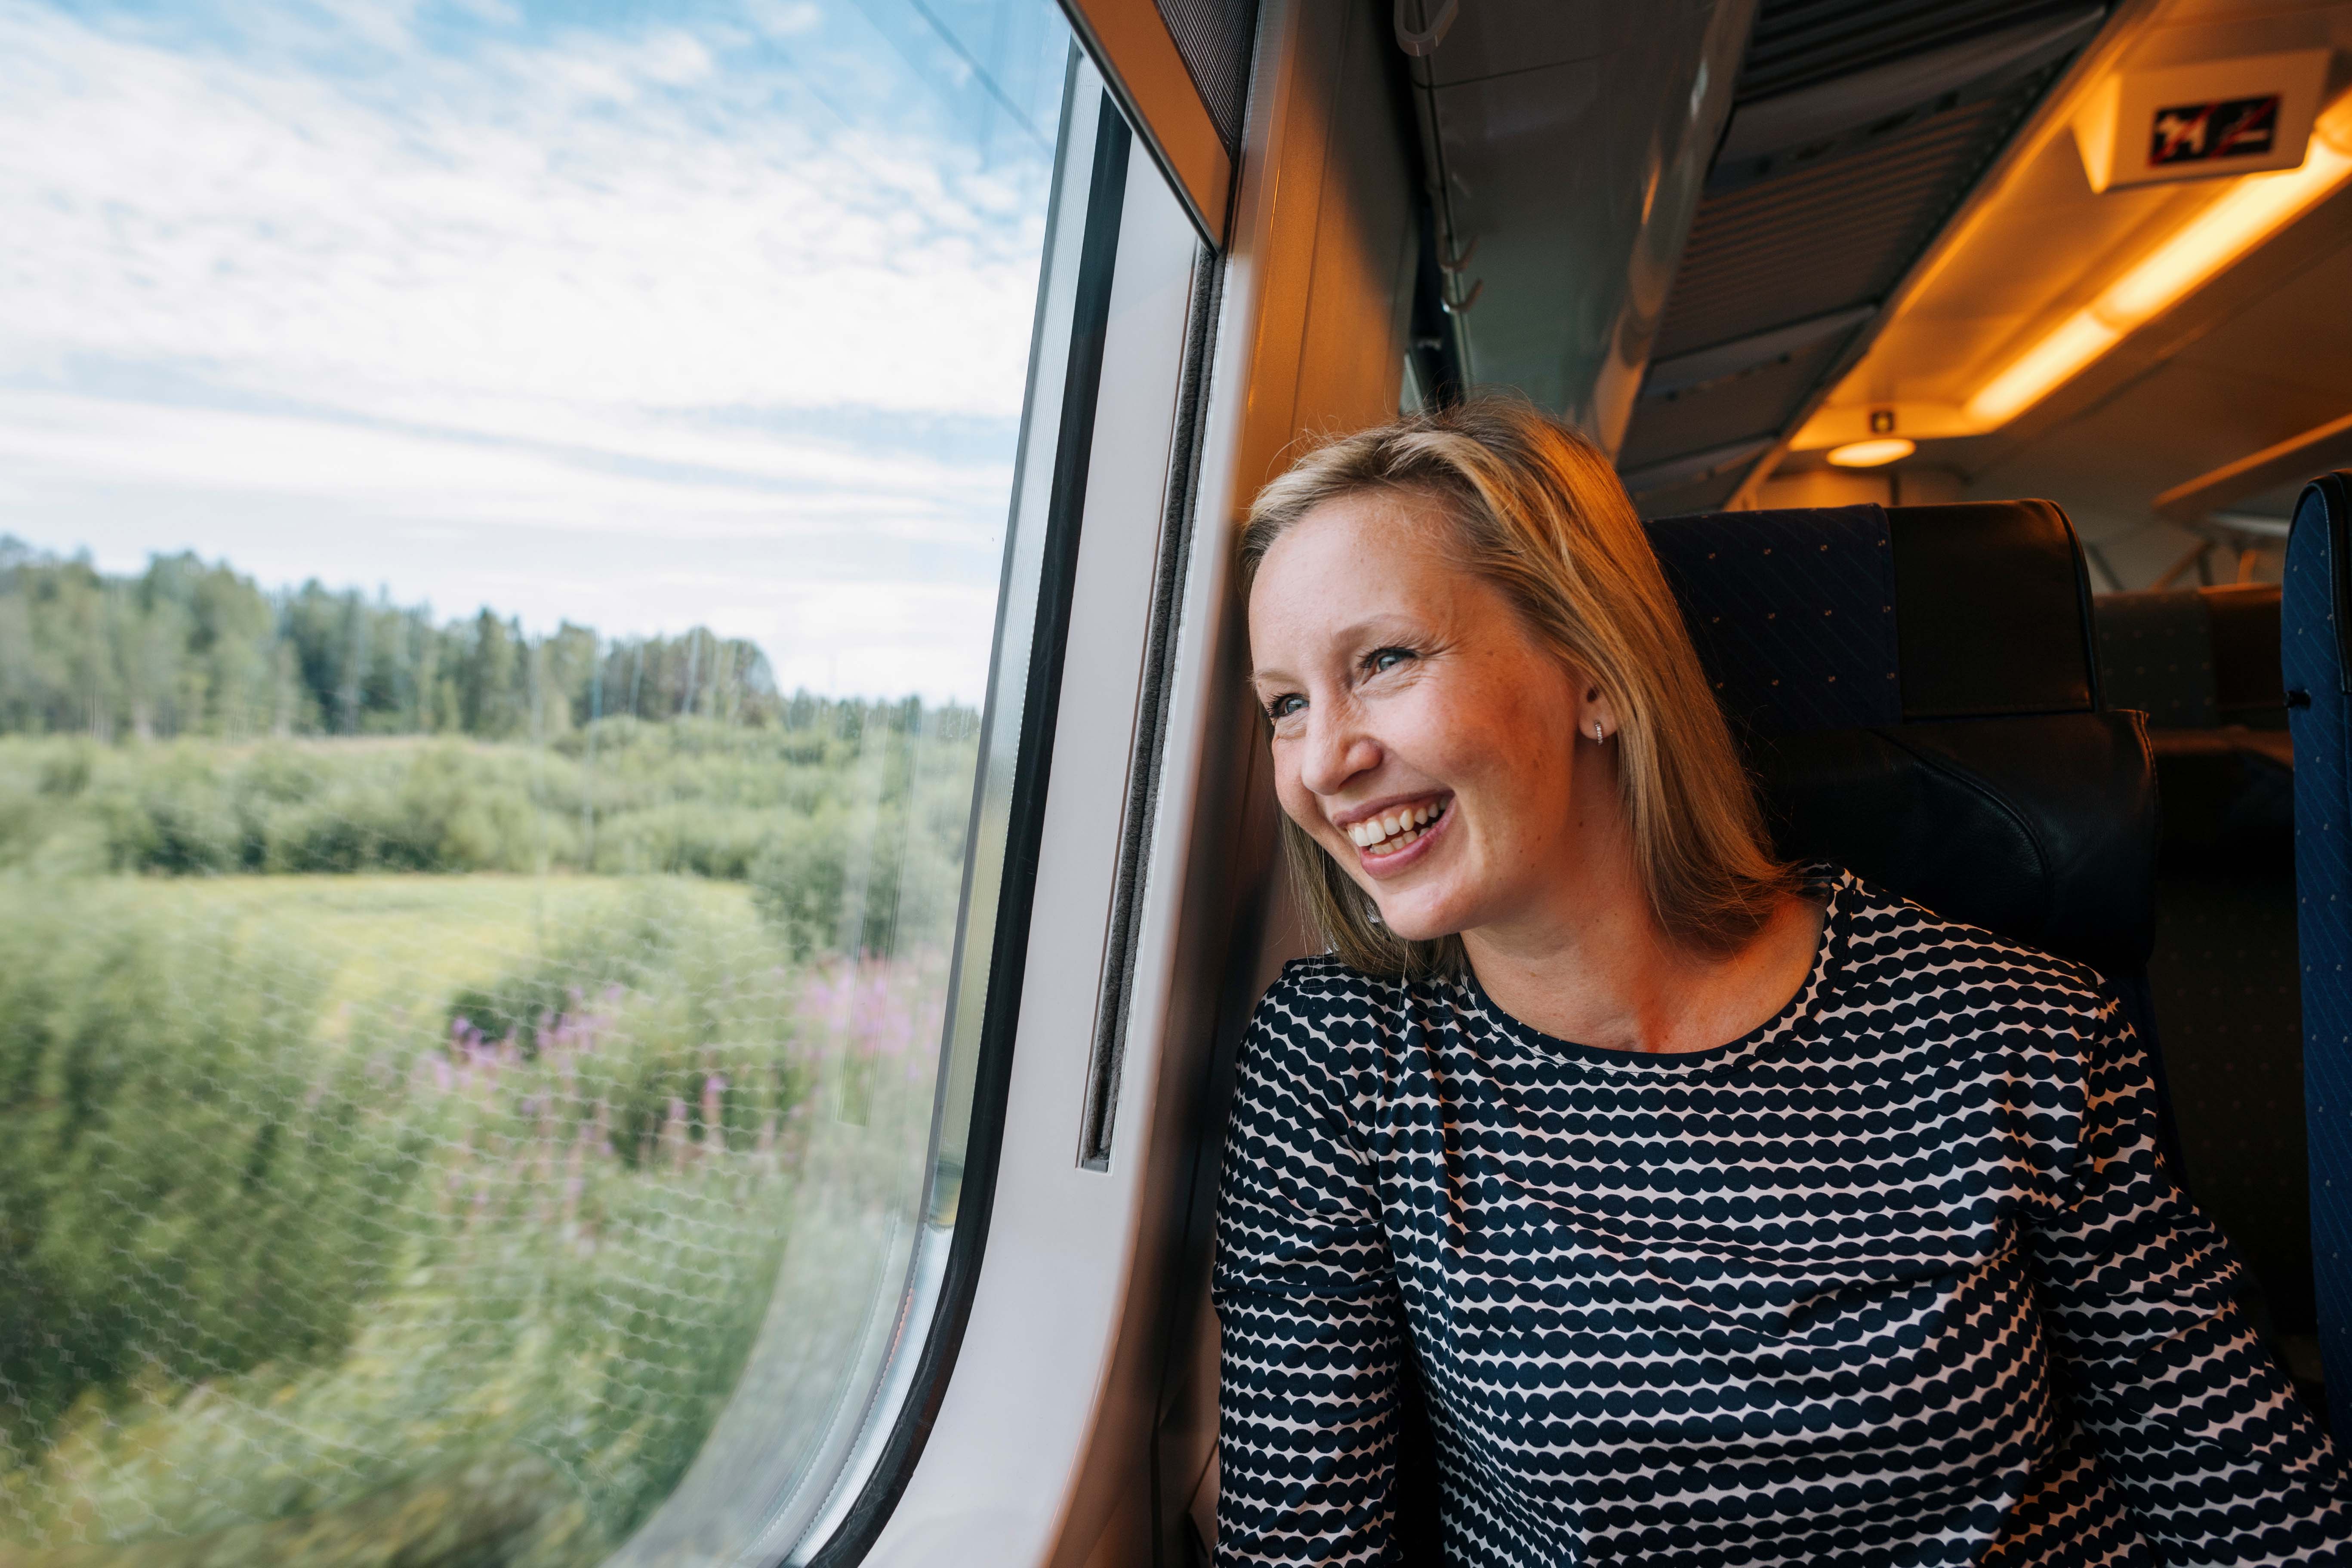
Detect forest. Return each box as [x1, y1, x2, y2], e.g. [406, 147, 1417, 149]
[0, 536, 789, 742]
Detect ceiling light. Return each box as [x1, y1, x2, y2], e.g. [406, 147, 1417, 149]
[1825, 437, 1915, 468]
[1964, 311, 2122, 428]
[1964, 121, 2352, 429]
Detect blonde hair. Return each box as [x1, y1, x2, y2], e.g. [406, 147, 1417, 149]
[1240, 394, 1792, 979]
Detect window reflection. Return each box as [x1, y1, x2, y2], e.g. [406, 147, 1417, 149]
[0, 0, 1074, 1561]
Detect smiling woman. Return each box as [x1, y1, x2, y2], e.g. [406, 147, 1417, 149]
[1239, 396, 1797, 991]
[1215, 395, 2352, 1567]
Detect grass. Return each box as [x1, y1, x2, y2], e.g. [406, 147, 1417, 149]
[146, 875, 754, 1031]
[0, 870, 943, 1568]
[0, 720, 980, 1566]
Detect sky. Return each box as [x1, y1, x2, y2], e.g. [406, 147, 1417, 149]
[0, 0, 1074, 701]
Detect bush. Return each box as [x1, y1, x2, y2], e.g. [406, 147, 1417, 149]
[440, 882, 811, 1163]
[0, 708, 985, 1563]
[0, 878, 849, 1564]
[0, 884, 422, 1442]
[0, 715, 978, 888]
[744, 721, 975, 961]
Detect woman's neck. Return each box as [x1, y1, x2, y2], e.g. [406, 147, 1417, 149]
[1460, 836, 1822, 1057]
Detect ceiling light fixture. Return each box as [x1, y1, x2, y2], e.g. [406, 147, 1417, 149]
[1964, 120, 2352, 429]
[1825, 437, 1916, 467]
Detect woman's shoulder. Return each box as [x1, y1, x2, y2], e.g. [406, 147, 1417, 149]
[1821, 866, 2122, 1038]
[1252, 952, 1410, 1031]
[1229, 956, 1418, 1118]
[1242, 953, 1441, 1071]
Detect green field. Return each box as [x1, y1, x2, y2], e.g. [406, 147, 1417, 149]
[0, 730, 964, 1566]
[146, 874, 755, 1032]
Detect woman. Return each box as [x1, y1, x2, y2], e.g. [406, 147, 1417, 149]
[1214, 395, 2350, 1566]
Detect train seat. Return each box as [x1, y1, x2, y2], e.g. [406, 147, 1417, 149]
[1648, 501, 2315, 1406]
[2096, 582, 2294, 879]
[2285, 471, 2352, 1432]
[1645, 500, 2157, 983]
[2092, 582, 2309, 1403]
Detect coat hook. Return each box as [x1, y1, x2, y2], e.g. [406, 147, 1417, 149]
[1438, 235, 1478, 274]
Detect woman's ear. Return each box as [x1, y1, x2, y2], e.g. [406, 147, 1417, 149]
[1579, 683, 1618, 745]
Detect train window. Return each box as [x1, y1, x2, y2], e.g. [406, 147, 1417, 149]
[0, 1, 1122, 1563]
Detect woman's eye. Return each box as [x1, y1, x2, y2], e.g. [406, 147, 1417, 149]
[1268, 694, 1306, 720]
[1367, 647, 1414, 675]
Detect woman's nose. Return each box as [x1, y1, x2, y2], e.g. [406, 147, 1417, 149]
[1298, 709, 1378, 798]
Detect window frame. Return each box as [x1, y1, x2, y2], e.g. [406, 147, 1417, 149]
[790, 57, 1200, 1566]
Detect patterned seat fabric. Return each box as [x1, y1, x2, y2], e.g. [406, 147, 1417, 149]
[2097, 588, 2222, 727]
[2286, 471, 2352, 1432]
[1646, 500, 2156, 978]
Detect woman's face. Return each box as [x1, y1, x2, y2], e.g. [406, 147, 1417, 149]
[1248, 493, 1609, 945]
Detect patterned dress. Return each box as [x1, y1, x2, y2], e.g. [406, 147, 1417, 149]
[1212, 869, 2352, 1566]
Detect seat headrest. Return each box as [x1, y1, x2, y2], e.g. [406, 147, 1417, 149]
[2095, 583, 2285, 729]
[1644, 499, 2154, 975]
[1646, 500, 2099, 736]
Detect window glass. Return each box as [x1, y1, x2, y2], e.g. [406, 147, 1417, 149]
[0, 1, 1080, 1561]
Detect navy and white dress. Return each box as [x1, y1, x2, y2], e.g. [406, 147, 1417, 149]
[1212, 869, 2352, 1566]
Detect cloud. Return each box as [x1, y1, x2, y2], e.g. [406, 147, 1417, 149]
[0, 4, 1057, 421]
[0, 0, 1074, 698]
[749, 2, 825, 37]
[0, 392, 1011, 540]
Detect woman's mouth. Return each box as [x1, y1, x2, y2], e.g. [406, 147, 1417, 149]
[1345, 798, 1449, 859]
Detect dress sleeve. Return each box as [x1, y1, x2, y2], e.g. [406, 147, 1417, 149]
[2025, 985, 2352, 1563]
[1212, 971, 1409, 1568]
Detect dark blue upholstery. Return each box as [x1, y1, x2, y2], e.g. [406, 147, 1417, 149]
[1645, 500, 2152, 981]
[2097, 589, 2221, 727]
[2287, 471, 2352, 1433]
[1648, 505, 1902, 735]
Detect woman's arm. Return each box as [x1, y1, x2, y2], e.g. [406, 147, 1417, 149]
[1212, 969, 1411, 1568]
[2027, 985, 2352, 1563]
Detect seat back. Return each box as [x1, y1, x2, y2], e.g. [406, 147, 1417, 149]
[2098, 582, 2288, 733]
[1647, 500, 2197, 1251]
[2095, 582, 2307, 1392]
[1646, 500, 2157, 980]
[2285, 471, 2352, 1430]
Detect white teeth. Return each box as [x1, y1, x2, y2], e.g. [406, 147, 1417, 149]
[1346, 802, 1452, 853]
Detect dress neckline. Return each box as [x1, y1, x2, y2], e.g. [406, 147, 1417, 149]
[1455, 866, 1849, 1072]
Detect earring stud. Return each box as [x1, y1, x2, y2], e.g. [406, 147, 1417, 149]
[1592, 720, 1604, 743]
